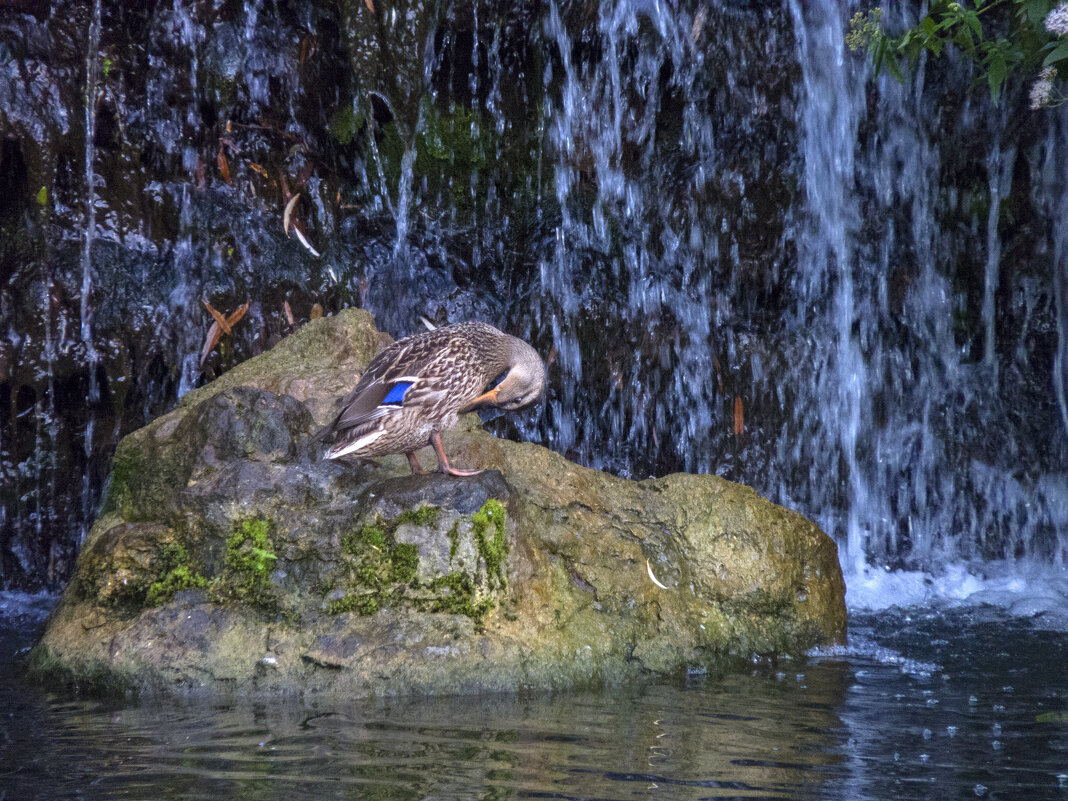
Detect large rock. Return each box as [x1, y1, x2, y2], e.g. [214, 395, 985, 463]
[30, 308, 845, 696]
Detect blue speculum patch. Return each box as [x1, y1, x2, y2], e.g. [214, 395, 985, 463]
[382, 382, 413, 405]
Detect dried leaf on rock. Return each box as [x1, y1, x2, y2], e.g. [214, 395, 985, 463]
[199, 299, 250, 365]
[217, 147, 231, 185]
[292, 221, 321, 258]
[203, 299, 232, 334]
[225, 299, 250, 329]
[199, 320, 223, 366]
[283, 193, 300, 236]
[646, 560, 668, 590]
[734, 396, 744, 436]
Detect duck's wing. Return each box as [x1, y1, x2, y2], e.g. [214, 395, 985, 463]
[326, 333, 478, 435]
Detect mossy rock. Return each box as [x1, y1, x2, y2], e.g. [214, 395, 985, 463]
[31, 309, 846, 698]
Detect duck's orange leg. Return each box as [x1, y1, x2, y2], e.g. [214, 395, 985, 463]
[406, 451, 427, 475]
[430, 431, 482, 477]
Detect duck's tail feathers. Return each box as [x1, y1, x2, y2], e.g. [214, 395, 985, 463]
[309, 421, 336, 445]
[322, 429, 386, 460]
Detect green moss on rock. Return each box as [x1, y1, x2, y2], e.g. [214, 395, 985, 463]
[471, 499, 508, 590]
[145, 542, 208, 606]
[328, 103, 365, 145]
[326, 513, 427, 616]
[390, 543, 419, 583]
[322, 499, 510, 628]
[428, 571, 493, 627]
[326, 592, 381, 616]
[396, 504, 441, 528]
[211, 518, 279, 611]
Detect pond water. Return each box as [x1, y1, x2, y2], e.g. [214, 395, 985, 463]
[1, 592, 1065, 801]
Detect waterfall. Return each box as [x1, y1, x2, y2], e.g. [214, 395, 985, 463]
[1044, 109, 1068, 568]
[80, 0, 102, 402]
[2, 0, 1067, 594]
[785, 0, 868, 574]
[533, 0, 1068, 581]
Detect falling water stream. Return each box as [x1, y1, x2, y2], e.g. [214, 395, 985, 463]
[0, 0, 1065, 620]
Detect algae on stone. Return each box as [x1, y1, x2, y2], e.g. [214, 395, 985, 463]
[470, 498, 508, 591]
[211, 518, 279, 611]
[323, 501, 507, 629]
[145, 542, 208, 607]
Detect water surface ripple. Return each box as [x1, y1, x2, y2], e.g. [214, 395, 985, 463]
[1, 606, 1065, 800]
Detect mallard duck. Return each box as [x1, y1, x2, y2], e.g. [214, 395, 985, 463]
[316, 321, 546, 476]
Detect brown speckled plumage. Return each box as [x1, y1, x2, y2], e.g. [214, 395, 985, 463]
[316, 321, 545, 475]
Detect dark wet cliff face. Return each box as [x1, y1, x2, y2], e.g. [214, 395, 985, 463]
[1, 0, 1066, 591]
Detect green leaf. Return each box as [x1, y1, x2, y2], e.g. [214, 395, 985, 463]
[873, 36, 887, 76]
[1025, 0, 1052, 27]
[1035, 711, 1068, 723]
[35, 185, 47, 206]
[921, 16, 938, 36]
[885, 51, 905, 83]
[964, 11, 983, 39]
[988, 51, 1006, 102]
[1044, 39, 1068, 67]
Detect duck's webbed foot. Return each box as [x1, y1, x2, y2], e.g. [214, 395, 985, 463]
[430, 431, 483, 477]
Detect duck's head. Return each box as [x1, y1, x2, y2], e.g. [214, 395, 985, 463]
[464, 337, 546, 412]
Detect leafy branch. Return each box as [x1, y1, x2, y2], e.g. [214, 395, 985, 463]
[849, 1, 1068, 107]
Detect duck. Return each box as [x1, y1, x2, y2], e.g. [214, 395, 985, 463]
[315, 321, 546, 476]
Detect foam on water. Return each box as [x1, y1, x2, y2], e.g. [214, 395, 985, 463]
[844, 559, 1068, 629]
[807, 635, 939, 677]
[0, 591, 57, 626]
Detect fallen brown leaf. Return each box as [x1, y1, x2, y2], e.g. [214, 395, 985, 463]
[249, 162, 269, 178]
[203, 299, 232, 334]
[283, 193, 300, 236]
[283, 300, 295, 326]
[225, 299, 249, 329]
[200, 299, 250, 366]
[199, 320, 223, 365]
[364, 0, 374, 13]
[291, 220, 321, 257]
[217, 147, 231, 185]
[733, 396, 744, 436]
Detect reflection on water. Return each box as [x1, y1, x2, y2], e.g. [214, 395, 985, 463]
[1, 605, 1065, 801]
